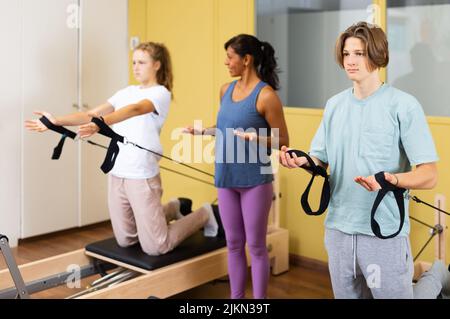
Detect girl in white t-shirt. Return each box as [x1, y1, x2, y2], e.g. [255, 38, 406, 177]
[25, 42, 219, 255]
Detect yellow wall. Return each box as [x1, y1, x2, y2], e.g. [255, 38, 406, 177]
[129, 0, 449, 265]
[128, 0, 147, 84]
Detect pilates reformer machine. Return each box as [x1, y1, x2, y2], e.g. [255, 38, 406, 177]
[0, 175, 289, 299]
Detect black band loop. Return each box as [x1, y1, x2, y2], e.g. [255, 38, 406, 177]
[91, 117, 125, 174]
[371, 171, 407, 239]
[39, 116, 77, 160]
[91, 117, 124, 143]
[52, 133, 68, 160]
[286, 149, 330, 216]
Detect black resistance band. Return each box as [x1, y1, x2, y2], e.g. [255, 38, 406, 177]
[39, 116, 214, 185]
[286, 149, 330, 216]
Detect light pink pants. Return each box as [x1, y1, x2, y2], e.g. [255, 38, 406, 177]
[108, 174, 208, 255]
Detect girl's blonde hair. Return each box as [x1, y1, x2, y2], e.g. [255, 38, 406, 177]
[135, 42, 174, 94]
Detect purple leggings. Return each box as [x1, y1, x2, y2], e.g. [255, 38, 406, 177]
[218, 182, 273, 299]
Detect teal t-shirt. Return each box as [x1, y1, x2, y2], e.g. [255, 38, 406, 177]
[309, 84, 439, 237]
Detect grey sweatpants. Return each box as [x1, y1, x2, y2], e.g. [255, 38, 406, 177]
[324, 228, 414, 299]
[325, 228, 450, 299]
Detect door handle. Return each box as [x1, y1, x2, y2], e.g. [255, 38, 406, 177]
[72, 103, 90, 109]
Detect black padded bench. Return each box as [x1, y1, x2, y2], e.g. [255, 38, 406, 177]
[85, 231, 227, 271]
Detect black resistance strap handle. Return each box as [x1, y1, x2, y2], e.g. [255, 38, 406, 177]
[39, 116, 77, 160]
[286, 149, 330, 216]
[371, 171, 407, 239]
[91, 117, 124, 174]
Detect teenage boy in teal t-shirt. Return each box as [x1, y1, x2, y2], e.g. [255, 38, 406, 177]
[280, 22, 440, 299]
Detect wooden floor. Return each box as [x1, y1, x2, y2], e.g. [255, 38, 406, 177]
[0, 222, 333, 299]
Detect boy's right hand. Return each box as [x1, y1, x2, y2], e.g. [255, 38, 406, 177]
[24, 111, 57, 132]
[279, 145, 309, 169]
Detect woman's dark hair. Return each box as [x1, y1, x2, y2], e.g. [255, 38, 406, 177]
[224, 34, 279, 90]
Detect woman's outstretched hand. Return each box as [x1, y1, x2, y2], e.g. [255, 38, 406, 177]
[183, 126, 204, 135]
[233, 130, 257, 141]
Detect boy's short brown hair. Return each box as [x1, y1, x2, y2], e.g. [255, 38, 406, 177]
[335, 22, 389, 71]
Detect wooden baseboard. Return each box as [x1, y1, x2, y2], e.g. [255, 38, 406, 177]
[289, 254, 328, 274]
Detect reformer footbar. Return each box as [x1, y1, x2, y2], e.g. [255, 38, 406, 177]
[0, 235, 29, 299]
[286, 149, 330, 216]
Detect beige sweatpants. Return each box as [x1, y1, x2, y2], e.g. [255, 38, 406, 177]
[108, 174, 209, 255]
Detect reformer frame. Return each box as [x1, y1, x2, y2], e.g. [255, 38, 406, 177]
[413, 194, 447, 281]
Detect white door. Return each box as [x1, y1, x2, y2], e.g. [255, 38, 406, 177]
[21, 0, 79, 237]
[79, 0, 128, 225]
[0, 0, 23, 245]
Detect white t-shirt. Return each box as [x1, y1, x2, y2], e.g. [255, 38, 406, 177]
[107, 85, 171, 179]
